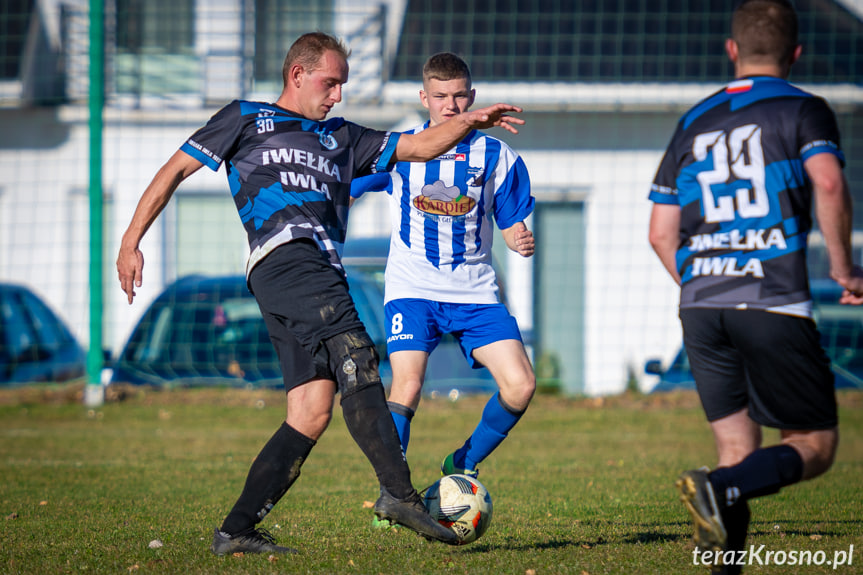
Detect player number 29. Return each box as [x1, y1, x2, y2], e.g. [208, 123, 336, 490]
[693, 124, 768, 223]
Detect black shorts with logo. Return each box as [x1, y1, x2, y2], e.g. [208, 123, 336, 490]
[680, 307, 837, 430]
[249, 240, 367, 391]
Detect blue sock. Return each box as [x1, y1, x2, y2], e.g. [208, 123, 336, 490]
[387, 402, 414, 455]
[708, 445, 804, 507]
[453, 392, 525, 470]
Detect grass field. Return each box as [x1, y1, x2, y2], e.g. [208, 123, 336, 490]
[1, 386, 861, 575]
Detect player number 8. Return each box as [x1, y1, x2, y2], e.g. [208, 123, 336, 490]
[391, 313, 403, 335]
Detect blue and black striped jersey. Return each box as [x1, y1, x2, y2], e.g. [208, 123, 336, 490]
[180, 100, 400, 276]
[649, 76, 845, 317]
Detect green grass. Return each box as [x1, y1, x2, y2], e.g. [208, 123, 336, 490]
[1, 387, 861, 574]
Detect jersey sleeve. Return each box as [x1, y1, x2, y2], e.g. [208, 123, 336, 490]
[648, 125, 684, 206]
[348, 123, 401, 177]
[179, 100, 245, 172]
[350, 172, 393, 199]
[798, 97, 845, 166]
[492, 151, 534, 230]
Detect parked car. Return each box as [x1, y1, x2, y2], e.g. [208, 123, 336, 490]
[342, 236, 500, 399]
[109, 269, 390, 389]
[0, 282, 87, 385]
[646, 279, 863, 392]
[110, 238, 504, 398]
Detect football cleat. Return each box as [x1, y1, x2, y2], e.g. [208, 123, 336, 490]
[441, 452, 479, 478]
[210, 527, 297, 556]
[373, 487, 458, 544]
[676, 468, 727, 560]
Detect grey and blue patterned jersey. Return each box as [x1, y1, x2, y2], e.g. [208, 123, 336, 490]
[180, 100, 400, 276]
[649, 76, 845, 317]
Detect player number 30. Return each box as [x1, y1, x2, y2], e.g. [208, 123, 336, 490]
[694, 124, 768, 223]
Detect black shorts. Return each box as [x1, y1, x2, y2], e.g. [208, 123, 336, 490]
[249, 240, 367, 391]
[680, 307, 837, 430]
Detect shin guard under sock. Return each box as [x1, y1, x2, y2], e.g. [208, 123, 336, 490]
[342, 385, 414, 500]
[220, 422, 315, 535]
[387, 402, 415, 455]
[708, 445, 804, 507]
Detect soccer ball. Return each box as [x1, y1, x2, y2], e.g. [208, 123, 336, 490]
[422, 474, 493, 545]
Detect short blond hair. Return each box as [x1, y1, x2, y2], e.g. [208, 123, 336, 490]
[282, 32, 350, 87]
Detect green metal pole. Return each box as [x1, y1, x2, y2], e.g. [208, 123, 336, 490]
[85, 0, 104, 406]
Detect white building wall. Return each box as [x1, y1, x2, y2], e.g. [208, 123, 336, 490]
[0, 107, 685, 394]
[519, 150, 681, 395]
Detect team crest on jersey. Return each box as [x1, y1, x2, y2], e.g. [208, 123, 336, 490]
[413, 180, 475, 217]
[466, 167, 485, 187]
[319, 132, 337, 150]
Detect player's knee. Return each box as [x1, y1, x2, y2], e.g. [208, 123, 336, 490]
[809, 430, 839, 477]
[324, 330, 382, 399]
[499, 371, 536, 411]
[784, 428, 838, 480]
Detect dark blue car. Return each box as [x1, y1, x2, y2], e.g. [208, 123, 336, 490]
[0, 283, 87, 385]
[110, 269, 390, 389]
[646, 279, 863, 391]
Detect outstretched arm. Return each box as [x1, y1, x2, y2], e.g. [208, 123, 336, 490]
[501, 222, 535, 257]
[807, 153, 863, 304]
[394, 103, 524, 163]
[649, 203, 682, 286]
[117, 150, 204, 304]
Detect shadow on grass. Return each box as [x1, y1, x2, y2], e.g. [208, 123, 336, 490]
[622, 521, 690, 544]
[460, 536, 610, 553]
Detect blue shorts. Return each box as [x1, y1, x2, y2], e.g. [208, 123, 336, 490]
[384, 298, 523, 368]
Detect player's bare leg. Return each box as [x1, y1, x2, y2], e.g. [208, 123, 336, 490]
[474, 339, 535, 411]
[710, 408, 762, 467]
[388, 350, 429, 412]
[286, 378, 336, 439]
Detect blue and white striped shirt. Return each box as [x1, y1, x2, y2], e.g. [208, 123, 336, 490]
[352, 124, 533, 304]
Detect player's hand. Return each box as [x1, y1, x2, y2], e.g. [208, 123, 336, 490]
[462, 104, 525, 134]
[512, 222, 535, 257]
[117, 246, 144, 304]
[837, 265, 863, 305]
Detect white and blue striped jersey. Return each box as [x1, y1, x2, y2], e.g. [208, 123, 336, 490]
[351, 124, 533, 305]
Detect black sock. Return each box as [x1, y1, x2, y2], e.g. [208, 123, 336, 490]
[220, 422, 315, 535]
[341, 385, 414, 500]
[717, 502, 750, 575]
[709, 445, 804, 507]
